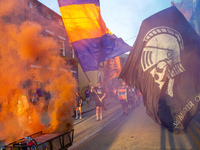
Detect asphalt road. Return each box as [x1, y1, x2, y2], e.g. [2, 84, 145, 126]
[70, 101, 200, 150]
[0, 99, 199, 150]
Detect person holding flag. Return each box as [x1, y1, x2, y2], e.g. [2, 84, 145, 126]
[57, 0, 131, 121]
[91, 82, 106, 121]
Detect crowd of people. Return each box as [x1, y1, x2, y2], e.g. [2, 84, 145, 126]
[74, 81, 143, 121]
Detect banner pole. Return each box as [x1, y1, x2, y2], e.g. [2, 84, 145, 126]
[84, 71, 102, 101]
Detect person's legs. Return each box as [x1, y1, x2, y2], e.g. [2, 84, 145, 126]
[79, 107, 82, 119]
[100, 107, 103, 120]
[122, 103, 126, 113]
[121, 102, 128, 115]
[120, 101, 125, 114]
[86, 97, 90, 106]
[125, 102, 128, 115]
[75, 108, 78, 119]
[96, 106, 99, 120]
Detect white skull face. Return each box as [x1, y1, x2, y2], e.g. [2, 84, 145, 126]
[141, 27, 185, 97]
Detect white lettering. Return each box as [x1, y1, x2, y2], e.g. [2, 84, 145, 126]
[188, 101, 195, 108]
[178, 113, 184, 121]
[195, 94, 200, 102]
[174, 101, 195, 127]
[173, 120, 179, 127]
[173, 92, 200, 129]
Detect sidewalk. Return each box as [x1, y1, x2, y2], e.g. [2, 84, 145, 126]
[81, 100, 96, 114]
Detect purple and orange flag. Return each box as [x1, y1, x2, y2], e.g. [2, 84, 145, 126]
[58, 0, 131, 72]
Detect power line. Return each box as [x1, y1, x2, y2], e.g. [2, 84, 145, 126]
[124, 36, 136, 41]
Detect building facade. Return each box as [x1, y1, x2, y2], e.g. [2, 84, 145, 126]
[2, 0, 77, 78]
[0, 0, 79, 101]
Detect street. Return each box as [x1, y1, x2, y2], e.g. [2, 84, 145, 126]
[0, 98, 199, 150]
[70, 99, 200, 150]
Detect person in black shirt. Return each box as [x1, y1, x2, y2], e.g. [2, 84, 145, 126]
[91, 82, 106, 121]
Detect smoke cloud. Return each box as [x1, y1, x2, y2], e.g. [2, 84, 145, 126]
[0, 0, 76, 144]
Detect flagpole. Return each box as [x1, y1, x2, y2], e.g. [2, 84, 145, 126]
[83, 71, 102, 102]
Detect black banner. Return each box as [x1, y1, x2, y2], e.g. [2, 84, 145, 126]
[119, 6, 200, 133]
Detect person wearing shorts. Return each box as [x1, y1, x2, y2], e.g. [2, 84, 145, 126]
[118, 82, 128, 115]
[91, 82, 106, 121]
[84, 87, 91, 106]
[75, 91, 82, 119]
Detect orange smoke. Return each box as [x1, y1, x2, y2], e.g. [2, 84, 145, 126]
[0, 0, 76, 144]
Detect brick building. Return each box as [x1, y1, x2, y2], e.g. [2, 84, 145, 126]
[2, 0, 78, 78]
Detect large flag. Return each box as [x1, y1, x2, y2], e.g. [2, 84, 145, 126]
[58, 0, 131, 72]
[103, 56, 121, 86]
[119, 6, 200, 133]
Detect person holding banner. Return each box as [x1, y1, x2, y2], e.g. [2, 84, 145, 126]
[91, 82, 106, 121]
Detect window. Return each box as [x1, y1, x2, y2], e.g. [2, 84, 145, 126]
[60, 40, 65, 56]
[59, 19, 64, 26]
[47, 34, 53, 41]
[47, 12, 51, 19]
[45, 29, 54, 36]
[71, 46, 75, 58]
[29, 2, 35, 9]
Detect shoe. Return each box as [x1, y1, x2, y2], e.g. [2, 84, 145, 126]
[96, 118, 99, 121]
[80, 116, 82, 119]
[100, 117, 102, 121]
[75, 116, 78, 120]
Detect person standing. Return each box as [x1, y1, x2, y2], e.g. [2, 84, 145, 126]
[118, 82, 128, 115]
[112, 87, 118, 104]
[127, 87, 136, 110]
[84, 86, 91, 106]
[75, 91, 83, 119]
[91, 82, 106, 121]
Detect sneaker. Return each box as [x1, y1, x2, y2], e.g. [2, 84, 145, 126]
[96, 118, 99, 121]
[75, 116, 78, 120]
[80, 116, 82, 119]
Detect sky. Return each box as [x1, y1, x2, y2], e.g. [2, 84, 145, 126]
[38, 0, 181, 46]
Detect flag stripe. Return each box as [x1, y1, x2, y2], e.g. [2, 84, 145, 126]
[58, 0, 100, 7]
[59, 3, 111, 42]
[73, 34, 128, 72]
